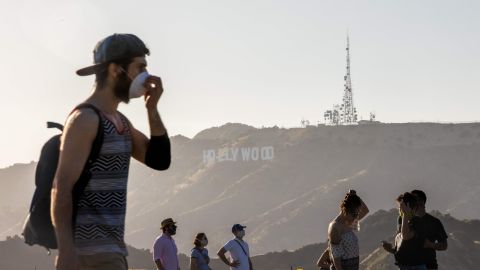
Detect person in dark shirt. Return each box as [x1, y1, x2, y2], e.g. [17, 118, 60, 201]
[382, 192, 427, 270]
[411, 190, 448, 270]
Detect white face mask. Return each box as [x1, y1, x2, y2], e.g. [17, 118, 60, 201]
[129, 71, 149, 99]
[236, 230, 245, 238]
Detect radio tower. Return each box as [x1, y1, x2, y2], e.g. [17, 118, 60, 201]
[323, 33, 359, 125]
[341, 34, 357, 124]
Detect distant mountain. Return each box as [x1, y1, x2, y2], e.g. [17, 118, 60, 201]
[193, 122, 255, 140]
[2, 210, 478, 270]
[1, 122, 480, 256]
[0, 162, 36, 239]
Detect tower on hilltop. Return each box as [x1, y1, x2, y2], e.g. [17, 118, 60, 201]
[324, 34, 358, 125]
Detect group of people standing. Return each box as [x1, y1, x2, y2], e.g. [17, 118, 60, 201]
[316, 190, 448, 270]
[152, 189, 447, 270]
[153, 219, 253, 270]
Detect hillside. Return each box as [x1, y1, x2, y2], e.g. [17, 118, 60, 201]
[1, 122, 480, 255]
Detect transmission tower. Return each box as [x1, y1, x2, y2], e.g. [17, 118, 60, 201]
[324, 34, 358, 125]
[341, 34, 358, 124]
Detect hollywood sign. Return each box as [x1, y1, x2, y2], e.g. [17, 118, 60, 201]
[203, 146, 275, 165]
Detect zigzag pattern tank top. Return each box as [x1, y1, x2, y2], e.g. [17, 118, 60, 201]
[74, 112, 132, 255]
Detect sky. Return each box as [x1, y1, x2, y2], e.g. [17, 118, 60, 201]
[0, 0, 479, 168]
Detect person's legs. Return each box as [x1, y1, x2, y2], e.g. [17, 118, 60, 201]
[79, 252, 128, 270]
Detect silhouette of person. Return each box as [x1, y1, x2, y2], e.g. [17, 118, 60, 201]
[411, 190, 448, 270]
[382, 192, 428, 270]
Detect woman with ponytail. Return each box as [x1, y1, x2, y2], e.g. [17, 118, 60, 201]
[328, 190, 369, 270]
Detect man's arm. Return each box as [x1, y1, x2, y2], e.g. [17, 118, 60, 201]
[130, 75, 171, 170]
[155, 259, 165, 270]
[400, 214, 414, 240]
[433, 221, 449, 251]
[51, 109, 98, 270]
[399, 202, 414, 240]
[316, 248, 331, 268]
[424, 238, 448, 251]
[217, 247, 231, 266]
[435, 239, 448, 251]
[130, 123, 170, 170]
[153, 237, 168, 270]
[217, 247, 239, 268]
[144, 75, 167, 135]
[381, 241, 395, 254]
[190, 257, 199, 270]
[358, 198, 369, 220]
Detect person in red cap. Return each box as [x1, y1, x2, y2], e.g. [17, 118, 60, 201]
[51, 33, 171, 270]
[153, 218, 180, 270]
[217, 224, 253, 270]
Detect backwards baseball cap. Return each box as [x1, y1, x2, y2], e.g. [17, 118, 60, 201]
[161, 218, 177, 229]
[231, 224, 246, 233]
[76, 33, 150, 76]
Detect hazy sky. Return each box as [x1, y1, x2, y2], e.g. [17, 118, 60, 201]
[1, 0, 479, 168]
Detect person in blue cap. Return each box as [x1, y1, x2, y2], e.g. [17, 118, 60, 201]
[217, 224, 253, 270]
[51, 33, 171, 270]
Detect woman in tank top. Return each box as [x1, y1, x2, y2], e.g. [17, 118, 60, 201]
[328, 190, 369, 270]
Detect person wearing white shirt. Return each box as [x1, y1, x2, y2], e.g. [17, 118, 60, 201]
[217, 224, 253, 270]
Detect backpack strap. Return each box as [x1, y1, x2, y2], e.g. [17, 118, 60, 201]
[234, 239, 249, 257]
[72, 103, 104, 165]
[70, 103, 104, 224]
[46, 122, 64, 132]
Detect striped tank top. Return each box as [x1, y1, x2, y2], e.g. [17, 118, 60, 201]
[74, 112, 132, 255]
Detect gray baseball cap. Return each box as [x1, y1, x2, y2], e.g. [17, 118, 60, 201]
[76, 33, 149, 76]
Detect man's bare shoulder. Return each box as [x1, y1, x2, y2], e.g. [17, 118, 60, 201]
[64, 108, 99, 136]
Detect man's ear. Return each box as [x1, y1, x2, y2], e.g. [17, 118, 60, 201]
[107, 63, 121, 79]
